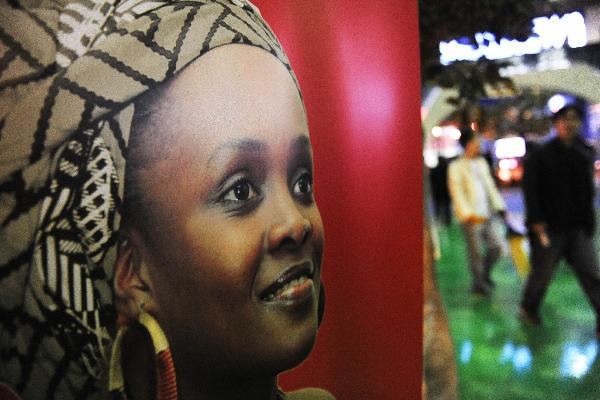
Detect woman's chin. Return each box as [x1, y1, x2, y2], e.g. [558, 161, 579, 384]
[238, 311, 319, 376]
[267, 317, 319, 374]
[281, 330, 317, 371]
[209, 331, 317, 382]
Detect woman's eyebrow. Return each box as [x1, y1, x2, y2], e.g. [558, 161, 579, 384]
[290, 135, 311, 154]
[207, 138, 267, 167]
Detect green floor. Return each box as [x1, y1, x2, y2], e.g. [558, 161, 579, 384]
[436, 222, 600, 399]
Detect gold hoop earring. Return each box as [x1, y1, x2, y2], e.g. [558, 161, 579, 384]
[109, 310, 178, 400]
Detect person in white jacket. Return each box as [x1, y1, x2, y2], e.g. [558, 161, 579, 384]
[448, 128, 506, 295]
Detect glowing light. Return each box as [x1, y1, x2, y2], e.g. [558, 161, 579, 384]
[439, 12, 587, 65]
[440, 147, 462, 159]
[499, 158, 518, 170]
[459, 341, 473, 364]
[560, 342, 598, 379]
[423, 149, 439, 168]
[513, 346, 533, 373]
[498, 342, 533, 373]
[499, 342, 515, 364]
[494, 137, 526, 159]
[533, 12, 587, 49]
[498, 169, 512, 183]
[547, 94, 568, 113]
[448, 127, 461, 141]
[424, 125, 464, 160]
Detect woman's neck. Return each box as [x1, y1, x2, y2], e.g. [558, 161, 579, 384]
[121, 327, 282, 400]
[177, 373, 280, 400]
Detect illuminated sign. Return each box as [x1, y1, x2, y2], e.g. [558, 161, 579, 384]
[439, 12, 587, 65]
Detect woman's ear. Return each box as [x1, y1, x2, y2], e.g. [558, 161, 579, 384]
[114, 230, 157, 321]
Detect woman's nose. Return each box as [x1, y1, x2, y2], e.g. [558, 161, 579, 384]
[267, 193, 311, 252]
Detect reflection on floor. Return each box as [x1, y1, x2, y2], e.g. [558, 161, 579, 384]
[436, 220, 600, 399]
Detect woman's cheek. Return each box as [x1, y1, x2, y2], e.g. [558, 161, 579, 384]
[184, 214, 265, 278]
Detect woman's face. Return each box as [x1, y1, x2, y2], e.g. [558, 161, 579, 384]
[131, 45, 324, 378]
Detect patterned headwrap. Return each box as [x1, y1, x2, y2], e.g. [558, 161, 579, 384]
[0, 1, 296, 398]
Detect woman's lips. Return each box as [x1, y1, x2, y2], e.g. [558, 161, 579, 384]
[266, 275, 313, 302]
[260, 262, 314, 303]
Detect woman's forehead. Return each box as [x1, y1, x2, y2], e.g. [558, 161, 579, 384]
[166, 45, 302, 113]
[153, 45, 308, 150]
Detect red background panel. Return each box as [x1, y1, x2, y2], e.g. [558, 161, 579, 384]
[252, 2, 423, 399]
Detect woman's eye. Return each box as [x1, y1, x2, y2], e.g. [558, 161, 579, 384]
[222, 179, 257, 202]
[293, 173, 313, 197]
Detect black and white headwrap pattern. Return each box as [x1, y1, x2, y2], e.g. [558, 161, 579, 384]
[0, 1, 296, 398]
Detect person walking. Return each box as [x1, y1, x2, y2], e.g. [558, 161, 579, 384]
[448, 128, 506, 296]
[520, 104, 600, 338]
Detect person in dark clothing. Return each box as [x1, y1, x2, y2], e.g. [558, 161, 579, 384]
[520, 104, 600, 338]
[430, 156, 453, 225]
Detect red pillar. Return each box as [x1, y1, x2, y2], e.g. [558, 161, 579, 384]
[253, 2, 423, 398]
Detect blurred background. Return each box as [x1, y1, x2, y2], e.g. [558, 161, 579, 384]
[421, 0, 600, 399]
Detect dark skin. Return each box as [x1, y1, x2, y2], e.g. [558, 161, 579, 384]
[114, 46, 333, 400]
